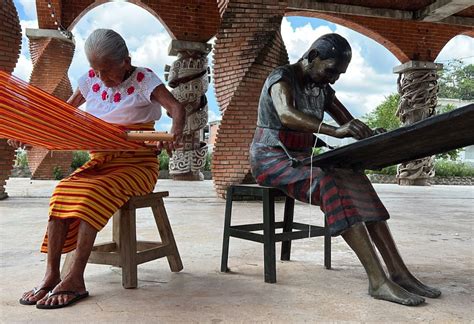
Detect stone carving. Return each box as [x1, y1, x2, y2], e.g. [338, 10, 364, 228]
[165, 42, 211, 181]
[394, 61, 442, 186]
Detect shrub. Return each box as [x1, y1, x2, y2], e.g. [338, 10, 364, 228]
[434, 160, 474, 177]
[71, 151, 90, 170]
[52, 166, 64, 180]
[14, 149, 29, 168]
[158, 150, 169, 170]
[204, 152, 212, 171]
[366, 165, 397, 176]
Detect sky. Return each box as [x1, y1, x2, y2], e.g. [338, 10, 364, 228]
[12, 0, 474, 131]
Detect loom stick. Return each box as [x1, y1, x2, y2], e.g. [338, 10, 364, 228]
[125, 131, 175, 142]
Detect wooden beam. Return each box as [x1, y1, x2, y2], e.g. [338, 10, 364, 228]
[286, 0, 474, 27]
[418, 0, 473, 22]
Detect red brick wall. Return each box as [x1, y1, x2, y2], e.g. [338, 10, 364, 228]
[0, 0, 22, 198]
[212, 1, 290, 197]
[26, 36, 75, 179]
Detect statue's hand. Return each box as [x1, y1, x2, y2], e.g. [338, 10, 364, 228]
[334, 119, 373, 140]
[373, 127, 387, 135]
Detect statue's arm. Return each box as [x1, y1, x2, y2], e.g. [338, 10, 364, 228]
[271, 81, 339, 137]
[271, 81, 373, 140]
[326, 95, 354, 125]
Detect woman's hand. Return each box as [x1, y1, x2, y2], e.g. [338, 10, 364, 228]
[334, 119, 373, 140]
[155, 104, 186, 156]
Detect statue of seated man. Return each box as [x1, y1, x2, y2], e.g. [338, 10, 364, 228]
[249, 33, 441, 306]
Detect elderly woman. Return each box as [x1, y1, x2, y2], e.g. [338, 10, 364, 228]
[250, 33, 441, 306]
[13, 29, 185, 309]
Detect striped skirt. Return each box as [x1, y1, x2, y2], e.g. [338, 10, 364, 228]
[41, 125, 158, 253]
[250, 130, 389, 236]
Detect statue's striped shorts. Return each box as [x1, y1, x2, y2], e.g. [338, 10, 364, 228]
[41, 149, 158, 254]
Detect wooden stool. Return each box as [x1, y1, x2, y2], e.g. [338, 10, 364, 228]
[221, 184, 331, 283]
[62, 191, 183, 288]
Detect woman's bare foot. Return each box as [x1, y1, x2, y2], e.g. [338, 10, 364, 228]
[20, 275, 61, 305]
[391, 274, 441, 298]
[37, 276, 87, 307]
[369, 279, 425, 306]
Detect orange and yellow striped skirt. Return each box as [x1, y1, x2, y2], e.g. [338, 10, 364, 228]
[41, 125, 159, 253]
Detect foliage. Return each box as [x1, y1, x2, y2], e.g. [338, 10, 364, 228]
[158, 150, 169, 170]
[14, 149, 29, 168]
[52, 166, 64, 180]
[71, 151, 90, 169]
[434, 160, 474, 177]
[364, 94, 401, 131]
[435, 104, 462, 160]
[438, 60, 474, 100]
[366, 165, 397, 176]
[204, 152, 212, 171]
[367, 161, 474, 177]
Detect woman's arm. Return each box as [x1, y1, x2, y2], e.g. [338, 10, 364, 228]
[67, 88, 86, 108]
[151, 84, 185, 144]
[271, 81, 372, 139]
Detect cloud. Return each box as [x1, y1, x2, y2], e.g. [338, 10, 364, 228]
[436, 35, 474, 64]
[281, 17, 399, 118]
[12, 19, 38, 81]
[16, 0, 36, 19]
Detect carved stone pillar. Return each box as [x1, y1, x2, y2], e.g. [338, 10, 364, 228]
[165, 40, 212, 181]
[26, 28, 75, 180]
[0, 0, 22, 199]
[394, 61, 442, 186]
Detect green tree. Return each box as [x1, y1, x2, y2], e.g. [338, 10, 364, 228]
[435, 103, 462, 160]
[364, 93, 401, 131]
[438, 60, 474, 100]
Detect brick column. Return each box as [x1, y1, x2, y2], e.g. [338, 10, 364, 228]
[212, 1, 289, 197]
[394, 61, 443, 186]
[26, 28, 75, 179]
[0, 0, 22, 199]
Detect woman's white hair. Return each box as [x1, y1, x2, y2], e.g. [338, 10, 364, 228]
[84, 29, 129, 63]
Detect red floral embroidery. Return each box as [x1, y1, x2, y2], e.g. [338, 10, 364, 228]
[127, 86, 135, 95]
[137, 72, 145, 82]
[88, 69, 95, 78]
[92, 83, 100, 92]
[113, 92, 121, 102]
[101, 90, 107, 101]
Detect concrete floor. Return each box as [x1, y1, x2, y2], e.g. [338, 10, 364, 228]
[0, 178, 472, 323]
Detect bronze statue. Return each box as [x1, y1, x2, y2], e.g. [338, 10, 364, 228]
[249, 33, 440, 306]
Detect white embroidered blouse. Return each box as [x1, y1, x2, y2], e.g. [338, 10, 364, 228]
[77, 67, 163, 125]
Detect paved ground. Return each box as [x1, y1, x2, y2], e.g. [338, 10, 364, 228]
[0, 178, 472, 323]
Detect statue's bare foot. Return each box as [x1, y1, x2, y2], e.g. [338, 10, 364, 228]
[369, 279, 425, 306]
[391, 274, 441, 298]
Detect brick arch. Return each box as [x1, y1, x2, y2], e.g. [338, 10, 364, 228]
[286, 10, 469, 62]
[286, 11, 409, 62]
[66, 1, 174, 39]
[57, 1, 220, 43]
[435, 32, 474, 62]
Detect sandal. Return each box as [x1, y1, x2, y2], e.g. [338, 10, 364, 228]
[36, 290, 89, 309]
[19, 287, 54, 305]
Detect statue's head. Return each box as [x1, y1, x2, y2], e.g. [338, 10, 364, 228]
[299, 33, 352, 85]
[85, 29, 132, 87]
